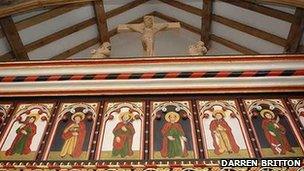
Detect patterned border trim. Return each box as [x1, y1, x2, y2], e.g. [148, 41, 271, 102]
[1, 70, 303, 82]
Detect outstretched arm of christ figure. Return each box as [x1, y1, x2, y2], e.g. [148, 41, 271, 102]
[117, 23, 144, 33]
[154, 22, 181, 34]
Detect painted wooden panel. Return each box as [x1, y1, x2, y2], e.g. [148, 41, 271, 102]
[197, 100, 254, 158]
[96, 101, 145, 160]
[0, 103, 54, 160]
[0, 94, 302, 169]
[150, 101, 199, 160]
[43, 102, 99, 161]
[289, 98, 304, 127]
[243, 99, 304, 158]
[0, 103, 12, 127]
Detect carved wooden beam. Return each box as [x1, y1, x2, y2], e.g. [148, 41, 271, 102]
[93, 0, 109, 43]
[0, 0, 95, 18]
[285, 8, 304, 53]
[201, 0, 213, 48]
[0, 16, 29, 61]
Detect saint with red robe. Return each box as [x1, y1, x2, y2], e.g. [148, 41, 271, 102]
[160, 111, 188, 158]
[261, 109, 294, 155]
[60, 112, 86, 158]
[5, 115, 37, 156]
[209, 112, 240, 155]
[112, 111, 135, 158]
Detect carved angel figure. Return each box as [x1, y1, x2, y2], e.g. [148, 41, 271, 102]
[91, 42, 111, 58]
[188, 41, 208, 56]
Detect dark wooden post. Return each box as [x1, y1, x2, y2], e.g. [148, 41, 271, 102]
[93, 0, 110, 43]
[0, 16, 29, 61]
[201, 0, 213, 48]
[285, 8, 304, 53]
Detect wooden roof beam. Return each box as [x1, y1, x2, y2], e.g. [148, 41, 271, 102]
[0, 0, 96, 18]
[50, 16, 145, 60]
[93, 0, 110, 43]
[0, 0, 150, 61]
[218, 0, 294, 23]
[201, 0, 213, 48]
[106, 0, 150, 19]
[212, 14, 287, 46]
[160, 0, 287, 47]
[245, 0, 304, 9]
[285, 8, 304, 53]
[0, 16, 29, 61]
[152, 11, 258, 55]
[0, 3, 88, 39]
[158, 0, 201, 15]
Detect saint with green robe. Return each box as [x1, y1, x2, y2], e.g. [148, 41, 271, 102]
[112, 111, 135, 157]
[5, 115, 37, 156]
[160, 111, 188, 158]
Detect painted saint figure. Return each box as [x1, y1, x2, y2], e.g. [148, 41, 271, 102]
[112, 110, 135, 158]
[60, 112, 86, 158]
[161, 112, 188, 158]
[261, 109, 294, 155]
[5, 115, 37, 156]
[209, 112, 240, 155]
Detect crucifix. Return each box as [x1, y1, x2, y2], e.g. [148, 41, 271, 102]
[117, 15, 181, 56]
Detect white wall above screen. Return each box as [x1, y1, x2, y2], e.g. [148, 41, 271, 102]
[0, 0, 298, 60]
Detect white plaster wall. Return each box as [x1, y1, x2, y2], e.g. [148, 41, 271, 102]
[29, 25, 98, 60]
[156, 2, 202, 29]
[107, 1, 157, 30]
[212, 21, 284, 54]
[213, 1, 291, 39]
[19, 5, 95, 46]
[70, 22, 239, 59]
[12, 8, 49, 23]
[0, 0, 298, 60]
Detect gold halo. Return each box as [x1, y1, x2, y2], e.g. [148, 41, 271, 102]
[212, 110, 225, 118]
[71, 112, 85, 121]
[119, 111, 134, 121]
[28, 111, 40, 121]
[165, 111, 180, 122]
[260, 109, 275, 118]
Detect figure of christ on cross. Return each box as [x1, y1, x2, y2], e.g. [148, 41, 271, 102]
[117, 15, 181, 56]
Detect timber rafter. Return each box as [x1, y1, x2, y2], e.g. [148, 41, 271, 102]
[0, 0, 149, 61]
[245, 0, 304, 9]
[0, 0, 96, 18]
[0, 0, 302, 61]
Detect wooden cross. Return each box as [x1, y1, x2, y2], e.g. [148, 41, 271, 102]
[117, 15, 181, 56]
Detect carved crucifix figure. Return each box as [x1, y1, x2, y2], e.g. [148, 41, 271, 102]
[117, 15, 181, 56]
